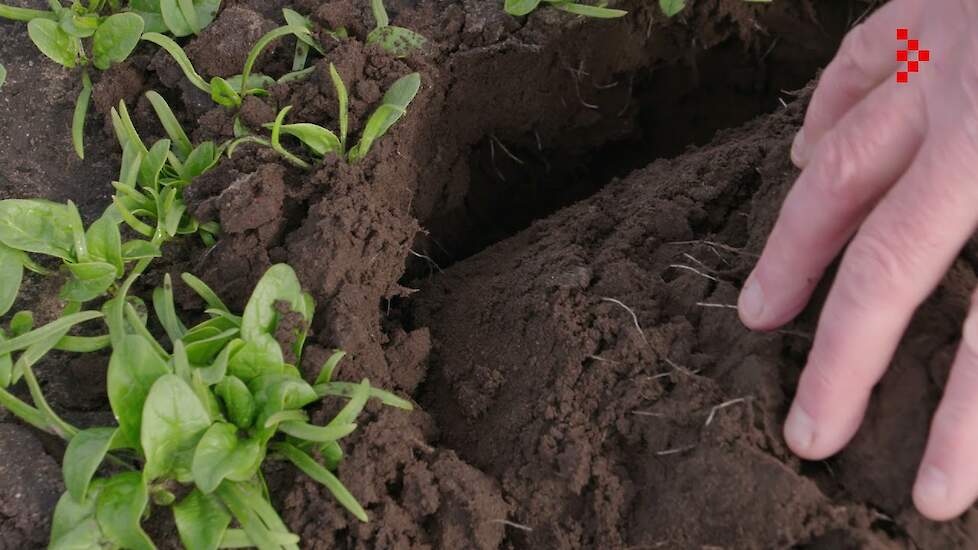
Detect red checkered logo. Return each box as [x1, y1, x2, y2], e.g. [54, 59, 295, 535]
[896, 28, 929, 83]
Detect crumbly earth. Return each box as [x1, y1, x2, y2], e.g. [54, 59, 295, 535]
[413, 87, 978, 549]
[4, 0, 968, 548]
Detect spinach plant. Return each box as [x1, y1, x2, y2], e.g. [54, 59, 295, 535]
[504, 0, 626, 18]
[27, 9, 143, 158]
[0, 299, 105, 439]
[46, 264, 412, 549]
[255, 66, 421, 168]
[0, 193, 180, 443]
[0, 94, 218, 347]
[0, 136, 213, 372]
[0, 198, 409, 548]
[0, 0, 220, 35]
[146, 0, 220, 37]
[0, 0, 222, 158]
[367, 0, 426, 57]
[0, 198, 163, 312]
[144, 22, 314, 109]
[109, 91, 222, 246]
[0, 61, 6, 91]
[281, 7, 345, 73]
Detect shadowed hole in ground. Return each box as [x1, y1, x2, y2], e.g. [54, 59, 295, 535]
[401, 24, 850, 283]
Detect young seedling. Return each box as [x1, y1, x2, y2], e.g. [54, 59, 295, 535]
[0, 300, 104, 439]
[367, 0, 427, 57]
[0, 96, 219, 341]
[26, 10, 143, 158]
[0, 200, 410, 548]
[0, 138, 217, 368]
[152, 0, 220, 37]
[0, 62, 6, 91]
[258, 66, 421, 167]
[0, 0, 223, 158]
[109, 92, 221, 246]
[144, 23, 314, 109]
[282, 7, 341, 72]
[0, 0, 221, 35]
[0, 198, 153, 306]
[504, 0, 626, 18]
[0, 196, 181, 443]
[44, 264, 412, 549]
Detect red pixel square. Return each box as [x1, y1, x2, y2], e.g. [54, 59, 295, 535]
[908, 61, 919, 73]
[919, 50, 930, 62]
[897, 72, 908, 83]
[897, 28, 908, 40]
[908, 39, 919, 51]
[897, 50, 908, 62]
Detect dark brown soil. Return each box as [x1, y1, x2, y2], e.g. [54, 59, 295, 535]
[0, 0, 118, 221]
[412, 87, 978, 549]
[7, 0, 973, 548]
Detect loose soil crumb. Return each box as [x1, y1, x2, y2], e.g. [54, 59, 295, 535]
[185, 6, 277, 79]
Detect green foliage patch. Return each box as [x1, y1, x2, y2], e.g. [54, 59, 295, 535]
[0, 0, 223, 158]
[259, 67, 421, 167]
[45, 264, 410, 549]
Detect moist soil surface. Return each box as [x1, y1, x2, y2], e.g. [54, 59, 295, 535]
[3, 0, 976, 548]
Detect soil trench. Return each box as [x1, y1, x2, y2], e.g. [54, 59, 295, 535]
[5, 0, 973, 548]
[411, 89, 978, 549]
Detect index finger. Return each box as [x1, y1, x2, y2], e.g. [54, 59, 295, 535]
[792, 0, 923, 167]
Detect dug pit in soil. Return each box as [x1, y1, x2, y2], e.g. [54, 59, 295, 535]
[5, 0, 971, 548]
[411, 90, 978, 549]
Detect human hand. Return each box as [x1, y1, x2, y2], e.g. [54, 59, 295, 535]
[737, 0, 978, 521]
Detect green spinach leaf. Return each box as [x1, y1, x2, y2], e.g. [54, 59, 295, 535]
[62, 261, 117, 302]
[215, 375, 255, 429]
[85, 215, 124, 276]
[348, 73, 420, 162]
[0, 199, 76, 260]
[49, 482, 105, 548]
[95, 471, 154, 550]
[0, 244, 24, 318]
[92, 13, 144, 70]
[63, 427, 118, 502]
[173, 489, 231, 550]
[268, 123, 341, 157]
[504, 0, 541, 15]
[240, 264, 310, 346]
[659, 0, 684, 16]
[192, 422, 261, 492]
[27, 18, 77, 68]
[276, 443, 367, 522]
[141, 374, 212, 481]
[107, 334, 171, 448]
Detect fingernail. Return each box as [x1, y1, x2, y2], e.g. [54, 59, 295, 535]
[790, 128, 808, 167]
[915, 465, 949, 506]
[738, 275, 765, 325]
[784, 403, 815, 452]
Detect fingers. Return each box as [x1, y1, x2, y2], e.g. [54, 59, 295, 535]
[784, 131, 978, 460]
[739, 81, 927, 331]
[914, 297, 978, 520]
[791, 0, 923, 167]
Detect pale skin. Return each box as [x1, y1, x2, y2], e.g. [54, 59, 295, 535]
[737, 0, 978, 521]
